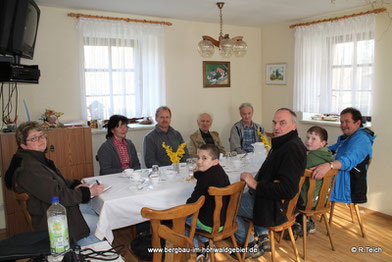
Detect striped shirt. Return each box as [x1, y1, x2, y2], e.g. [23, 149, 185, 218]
[112, 137, 130, 169]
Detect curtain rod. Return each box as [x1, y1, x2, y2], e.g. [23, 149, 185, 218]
[289, 8, 386, 29]
[68, 13, 172, 26]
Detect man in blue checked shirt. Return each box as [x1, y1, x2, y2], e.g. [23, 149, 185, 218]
[229, 103, 265, 154]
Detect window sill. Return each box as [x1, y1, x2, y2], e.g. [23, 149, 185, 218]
[91, 123, 155, 135]
[299, 112, 372, 128]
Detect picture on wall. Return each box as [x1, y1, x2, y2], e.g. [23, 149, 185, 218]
[266, 63, 286, 85]
[203, 61, 231, 88]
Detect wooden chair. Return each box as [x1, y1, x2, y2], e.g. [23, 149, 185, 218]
[14, 192, 33, 231]
[141, 196, 205, 262]
[328, 158, 371, 238]
[299, 168, 339, 260]
[243, 176, 306, 262]
[194, 181, 246, 262]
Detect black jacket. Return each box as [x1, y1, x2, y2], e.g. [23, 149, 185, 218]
[186, 164, 230, 227]
[253, 130, 306, 227]
[5, 149, 91, 241]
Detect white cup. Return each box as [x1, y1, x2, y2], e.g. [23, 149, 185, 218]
[164, 170, 176, 180]
[130, 172, 141, 181]
[123, 168, 134, 177]
[233, 159, 242, 169]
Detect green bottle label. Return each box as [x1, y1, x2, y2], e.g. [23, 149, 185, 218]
[48, 216, 70, 253]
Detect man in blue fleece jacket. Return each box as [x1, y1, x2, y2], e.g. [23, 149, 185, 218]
[312, 107, 375, 204]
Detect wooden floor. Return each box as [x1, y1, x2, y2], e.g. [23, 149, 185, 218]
[110, 202, 392, 262]
[1, 203, 391, 261]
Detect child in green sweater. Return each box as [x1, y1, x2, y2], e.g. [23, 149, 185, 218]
[299, 126, 334, 208]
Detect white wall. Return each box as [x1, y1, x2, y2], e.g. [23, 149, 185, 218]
[0, 6, 263, 228]
[260, 8, 392, 216]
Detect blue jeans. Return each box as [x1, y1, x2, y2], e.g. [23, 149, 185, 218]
[235, 191, 267, 244]
[185, 216, 209, 248]
[77, 203, 101, 246]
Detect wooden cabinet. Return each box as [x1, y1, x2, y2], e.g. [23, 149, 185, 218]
[0, 127, 93, 237]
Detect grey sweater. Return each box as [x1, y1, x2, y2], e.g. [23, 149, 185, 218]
[229, 120, 264, 154]
[143, 125, 189, 168]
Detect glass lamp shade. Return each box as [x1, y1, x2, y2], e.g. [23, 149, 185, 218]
[234, 39, 248, 57]
[198, 39, 215, 58]
[219, 38, 234, 58]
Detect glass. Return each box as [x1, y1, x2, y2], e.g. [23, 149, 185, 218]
[186, 158, 197, 177]
[26, 133, 47, 142]
[151, 165, 160, 176]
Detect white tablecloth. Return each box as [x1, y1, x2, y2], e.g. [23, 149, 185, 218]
[83, 154, 260, 243]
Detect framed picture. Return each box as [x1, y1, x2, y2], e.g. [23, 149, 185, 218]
[266, 63, 286, 85]
[203, 61, 231, 88]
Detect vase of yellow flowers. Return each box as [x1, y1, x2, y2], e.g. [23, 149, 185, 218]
[257, 130, 271, 151]
[162, 142, 187, 173]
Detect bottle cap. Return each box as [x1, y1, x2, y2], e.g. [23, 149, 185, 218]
[52, 196, 59, 203]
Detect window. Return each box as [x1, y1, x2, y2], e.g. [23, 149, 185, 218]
[293, 14, 375, 116]
[78, 18, 165, 120]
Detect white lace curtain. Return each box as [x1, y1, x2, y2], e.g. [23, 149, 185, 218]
[293, 14, 375, 116]
[77, 18, 166, 120]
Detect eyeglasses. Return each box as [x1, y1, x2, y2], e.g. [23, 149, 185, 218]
[26, 133, 47, 142]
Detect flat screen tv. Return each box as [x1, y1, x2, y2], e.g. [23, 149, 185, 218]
[0, 0, 40, 60]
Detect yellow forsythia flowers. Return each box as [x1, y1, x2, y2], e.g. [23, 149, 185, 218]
[162, 142, 187, 164]
[257, 130, 271, 151]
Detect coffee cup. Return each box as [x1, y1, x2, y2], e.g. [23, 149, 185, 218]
[233, 159, 242, 169]
[130, 172, 141, 181]
[123, 168, 134, 177]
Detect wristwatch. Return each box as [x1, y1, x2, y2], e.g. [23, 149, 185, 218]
[329, 162, 334, 169]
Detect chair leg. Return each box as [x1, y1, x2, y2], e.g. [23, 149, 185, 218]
[230, 234, 242, 262]
[269, 229, 276, 262]
[354, 204, 365, 237]
[208, 239, 215, 262]
[302, 215, 307, 260]
[322, 213, 335, 251]
[329, 201, 336, 225]
[349, 203, 355, 223]
[278, 230, 284, 243]
[242, 221, 253, 261]
[288, 226, 300, 262]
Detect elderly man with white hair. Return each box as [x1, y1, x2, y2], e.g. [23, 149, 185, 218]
[229, 103, 264, 154]
[189, 113, 225, 157]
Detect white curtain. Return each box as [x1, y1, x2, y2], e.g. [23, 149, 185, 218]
[77, 18, 166, 120]
[293, 14, 375, 116]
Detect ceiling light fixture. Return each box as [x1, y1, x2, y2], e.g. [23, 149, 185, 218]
[198, 2, 247, 58]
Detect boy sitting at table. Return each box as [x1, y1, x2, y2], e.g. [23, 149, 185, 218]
[186, 144, 230, 260]
[294, 126, 334, 236]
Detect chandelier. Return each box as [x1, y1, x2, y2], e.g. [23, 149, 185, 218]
[198, 2, 247, 58]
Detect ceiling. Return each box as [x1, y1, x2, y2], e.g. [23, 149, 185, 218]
[34, 0, 386, 27]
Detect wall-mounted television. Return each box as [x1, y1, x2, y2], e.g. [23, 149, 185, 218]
[0, 0, 40, 60]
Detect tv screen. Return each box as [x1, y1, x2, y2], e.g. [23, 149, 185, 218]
[0, 0, 40, 60]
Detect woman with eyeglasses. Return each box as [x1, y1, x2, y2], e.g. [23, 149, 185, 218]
[4, 121, 104, 246]
[97, 114, 141, 175]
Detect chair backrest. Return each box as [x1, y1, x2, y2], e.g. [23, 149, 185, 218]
[208, 181, 246, 239]
[14, 192, 33, 231]
[302, 168, 339, 213]
[141, 196, 205, 262]
[284, 175, 306, 221]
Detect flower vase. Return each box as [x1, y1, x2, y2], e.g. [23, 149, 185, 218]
[172, 163, 180, 173]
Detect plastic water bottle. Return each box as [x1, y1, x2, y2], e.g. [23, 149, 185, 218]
[47, 196, 70, 261]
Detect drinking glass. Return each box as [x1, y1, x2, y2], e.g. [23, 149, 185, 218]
[186, 158, 197, 176]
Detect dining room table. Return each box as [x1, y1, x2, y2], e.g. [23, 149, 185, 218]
[82, 153, 263, 244]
